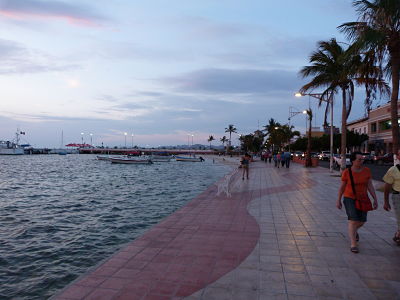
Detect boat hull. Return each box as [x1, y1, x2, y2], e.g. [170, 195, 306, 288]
[0, 148, 24, 155]
[110, 158, 153, 164]
[150, 155, 172, 162]
[175, 156, 204, 162]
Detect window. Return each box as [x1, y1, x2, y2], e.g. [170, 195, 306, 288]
[364, 127, 366, 134]
[371, 123, 377, 133]
[379, 120, 391, 131]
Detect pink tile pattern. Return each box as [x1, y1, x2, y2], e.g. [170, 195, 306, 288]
[54, 163, 316, 299]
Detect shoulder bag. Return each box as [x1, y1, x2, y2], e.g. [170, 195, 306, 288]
[348, 168, 374, 212]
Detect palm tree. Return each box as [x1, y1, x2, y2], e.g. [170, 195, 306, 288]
[300, 38, 369, 169]
[225, 124, 237, 149]
[339, 0, 400, 153]
[220, 136, 228, 153]
[263, 118, 280, 136]
[207, 135, 215, 149]
[305, 109, 313, 167]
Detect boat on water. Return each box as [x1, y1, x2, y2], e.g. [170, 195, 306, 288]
[149, 154, 172, 162]
[110, 157, 153, 164]
[0, 141, 24, 155]
[175, 155, 204, 162]
[0, 130, 25, 155]
[96, 155, 112, 161]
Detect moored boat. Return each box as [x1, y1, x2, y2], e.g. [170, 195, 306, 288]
[96, 155, 112, 161]
[149, 155, 172, 162]
[175, 155, 204, 162]
[110, 157, 153, 164]
[0, 130, 25, 155]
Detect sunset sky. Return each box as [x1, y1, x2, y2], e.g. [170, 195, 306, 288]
[0, 0, 387, 147]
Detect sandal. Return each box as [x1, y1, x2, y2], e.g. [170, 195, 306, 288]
[356, 233, 359, 242]
[393, 234, 400, 245]
[350, 246, 359, 253]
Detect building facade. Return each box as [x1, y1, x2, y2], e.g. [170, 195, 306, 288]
[347, 101, 400, 154]
[347, 117, 369, 152]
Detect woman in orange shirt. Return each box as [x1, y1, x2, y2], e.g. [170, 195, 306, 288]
[337, 152, 378, 253]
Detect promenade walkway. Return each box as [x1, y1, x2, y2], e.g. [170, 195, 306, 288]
[54, 160, 400, 300]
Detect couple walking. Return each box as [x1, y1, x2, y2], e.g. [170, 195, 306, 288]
[337, 151, 400, 253]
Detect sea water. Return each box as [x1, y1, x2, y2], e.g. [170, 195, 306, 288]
[0, 154, 231, 299]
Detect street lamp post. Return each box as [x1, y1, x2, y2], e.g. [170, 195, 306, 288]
[124, 132, 127, 148]
[131, 133, 134, 148]
[90, 133, 93, 147]
[80, 132, 84, 146]
[191, 134, 194, 149]
[295, 92, 334, 172]
[288, 107, 307, 152]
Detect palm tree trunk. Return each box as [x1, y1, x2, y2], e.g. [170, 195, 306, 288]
[341, 87, 347, 171]
[306, 116, 312, 167]
[390, 54, 400, 154]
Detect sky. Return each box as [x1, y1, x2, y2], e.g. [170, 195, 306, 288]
[0, 0, 389, 148]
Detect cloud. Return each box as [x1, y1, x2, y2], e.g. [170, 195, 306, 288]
[162, 68, 302, 94]
[0, 38, 79, 74]
[0, 0, 106, 26]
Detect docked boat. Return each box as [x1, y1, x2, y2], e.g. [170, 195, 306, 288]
[175, 155, 204, 162]
[149, 154, 172, 162]
[96, 155, 112, 161]
[0, 141, 24, 155]
[110, 157, 153, 164]
[0, 130, 25, 155]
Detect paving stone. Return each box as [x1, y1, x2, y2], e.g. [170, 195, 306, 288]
[52, 161, 400, 300]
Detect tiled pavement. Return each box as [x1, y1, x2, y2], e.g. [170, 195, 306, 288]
[53, 160, 400, 300]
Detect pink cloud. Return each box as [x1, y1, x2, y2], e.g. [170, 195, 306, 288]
[0, 0, 105, 27]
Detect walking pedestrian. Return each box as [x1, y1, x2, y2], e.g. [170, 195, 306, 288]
[336, 151, 378, 253]
[276, 152, 281, 168]
[268, 152, 272, 163]
[280, 151, 285, 167]
[284, 151, 291, 168]
[241, 153, 251, 180]
[382, 149, 400, 245]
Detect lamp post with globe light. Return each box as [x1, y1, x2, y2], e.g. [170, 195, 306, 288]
[124, 132, 127, 148]
[80, 132, 84, 146]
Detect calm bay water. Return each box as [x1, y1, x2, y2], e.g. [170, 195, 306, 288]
[0, 154, 231, 300]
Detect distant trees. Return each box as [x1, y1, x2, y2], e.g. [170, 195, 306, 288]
[263, 118, 300, 152]
[291, 130, 368, 152]
[239, 133, 263, 153]
[207, 135, 215, 149]
[225, 124, 237, 148]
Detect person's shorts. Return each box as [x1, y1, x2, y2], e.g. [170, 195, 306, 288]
[343, 197, 367, 222]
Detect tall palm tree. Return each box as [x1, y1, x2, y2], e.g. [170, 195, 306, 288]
[305, 109, 313, 167]
[339, 0, 400, 153]
[225, 124, 237, 149]
[263, 118, 280, 136]
[207, 135, 215, 149]
[300, 38, 368, 169]
[220, 135, 228, 152]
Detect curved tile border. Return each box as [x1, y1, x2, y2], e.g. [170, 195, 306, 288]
[54, 163, 317, 300]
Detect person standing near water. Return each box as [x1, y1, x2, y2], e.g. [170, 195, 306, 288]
[241, 153, 251, 180]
